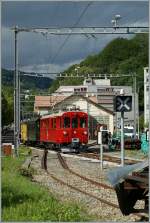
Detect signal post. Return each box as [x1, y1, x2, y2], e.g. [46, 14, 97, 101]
[98, 126, 109, 169]
[114, 92, 132, 166]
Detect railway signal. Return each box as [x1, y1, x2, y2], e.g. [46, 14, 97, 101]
[114, 93, 132, 166]
[114, 96, 132, 112]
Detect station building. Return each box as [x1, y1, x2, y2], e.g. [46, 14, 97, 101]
[53, 78, 138, 127]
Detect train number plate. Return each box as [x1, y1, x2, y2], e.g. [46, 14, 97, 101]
[72, 138, 79, 143]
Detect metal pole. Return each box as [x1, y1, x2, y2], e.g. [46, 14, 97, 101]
[137, 87, 140, 139]
[14, 26, 19, 156]
[87, 100, 90, 140]
[18, 70, 20, 144]
[100, 143, 103, 169]
[149, 57, 150, 221]
[133, 74, 137, 138]
[121, 111, 124, 166]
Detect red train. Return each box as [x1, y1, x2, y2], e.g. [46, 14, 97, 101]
[21, 111, 88, 152]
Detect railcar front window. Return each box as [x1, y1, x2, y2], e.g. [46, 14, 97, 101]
[64, 117, 70, 128]
[72, 117, 78, 128]
[80, 117, 87, 128]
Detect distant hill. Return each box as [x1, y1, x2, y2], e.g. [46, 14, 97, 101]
[2, 68, 53, 90]
[49, 34, 148, 112]
[2, 68, 53, 127]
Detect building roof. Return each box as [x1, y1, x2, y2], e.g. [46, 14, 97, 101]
[34, 94, 114, 115]
[34, 95, 67, 108]
[53, 94, 114, 115]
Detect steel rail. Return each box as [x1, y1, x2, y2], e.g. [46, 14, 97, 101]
[57, 152, 113, 190]
[31, 148, 145, 218]
[79, 152, 140, 165]
[46, 169, 119, 208]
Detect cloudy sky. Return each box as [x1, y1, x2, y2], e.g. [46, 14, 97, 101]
[2, 1, 149, 78]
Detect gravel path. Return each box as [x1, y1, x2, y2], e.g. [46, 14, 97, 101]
[30, 149, 146, 222]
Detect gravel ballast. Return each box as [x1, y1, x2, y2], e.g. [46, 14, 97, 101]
[29, 148, 147, 222]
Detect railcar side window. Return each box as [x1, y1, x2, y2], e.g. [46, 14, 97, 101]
[72, 117, 78, 128]
[64, 117, 70, 128]
[80, 117, 87, 128]
[52, 118, 56, 128]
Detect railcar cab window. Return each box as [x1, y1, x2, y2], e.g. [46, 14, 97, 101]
[80, 117, 87, 128]
[64, 117, 70, 128]
[72, 117, 78, 128]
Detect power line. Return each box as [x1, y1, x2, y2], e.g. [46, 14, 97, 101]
[49, 2, 93, 64]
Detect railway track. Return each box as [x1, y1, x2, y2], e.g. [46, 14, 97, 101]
[79, 152, 140, 165]
[41, 150, 145, 219]
[42, 151, 120, 210]
[30, 145, 141, 166]
[28, 147, 147, 220]
[57, 152, 113, 190]
[46, 170, 119, 209]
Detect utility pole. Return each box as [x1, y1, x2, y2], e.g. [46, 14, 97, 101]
[133, 74, 137, 139]
[137, 87, 140, 139]
[121, 111, 124, 166]
[14, 26, 19, 156]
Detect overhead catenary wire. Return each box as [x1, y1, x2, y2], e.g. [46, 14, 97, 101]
[49, 2, 93, 64]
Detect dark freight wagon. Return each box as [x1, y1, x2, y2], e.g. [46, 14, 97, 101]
[27, 118, 40, 145]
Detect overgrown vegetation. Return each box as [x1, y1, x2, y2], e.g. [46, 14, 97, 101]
[2, 148, 91, 221]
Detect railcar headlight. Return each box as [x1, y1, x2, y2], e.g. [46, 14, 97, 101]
[74, 131, 77, 134]
[83, 131, 87, 135]
[63, 131, 67, 135]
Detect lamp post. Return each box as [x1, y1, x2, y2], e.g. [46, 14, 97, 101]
[111, 14, 122, 29]
[75, 66, 80, 76]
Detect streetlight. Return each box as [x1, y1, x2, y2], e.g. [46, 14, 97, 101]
[111, 14, 122, 29]
[75, 66, 80, 76]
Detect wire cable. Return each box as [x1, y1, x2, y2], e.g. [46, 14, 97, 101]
[49, 2, 93, 64]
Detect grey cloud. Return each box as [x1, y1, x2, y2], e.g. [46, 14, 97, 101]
[2, 1, 149, 72]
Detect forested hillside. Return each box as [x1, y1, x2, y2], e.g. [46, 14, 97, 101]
[2, 69, 53, 126]
[2, 69, 53, 90]
[49, 34, 148, 112]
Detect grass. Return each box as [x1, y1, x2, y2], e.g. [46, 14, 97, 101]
[2, 147, 91, 221]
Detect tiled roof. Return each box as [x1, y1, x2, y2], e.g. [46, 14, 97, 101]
[89, 96, 98, 104]
[34, 95, 68, 108]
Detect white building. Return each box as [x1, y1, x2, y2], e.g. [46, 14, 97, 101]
[54, 78, 138, 127]
[144, 67, 149, 125]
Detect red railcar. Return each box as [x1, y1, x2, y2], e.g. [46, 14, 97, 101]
[40, 111, 88, 151]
